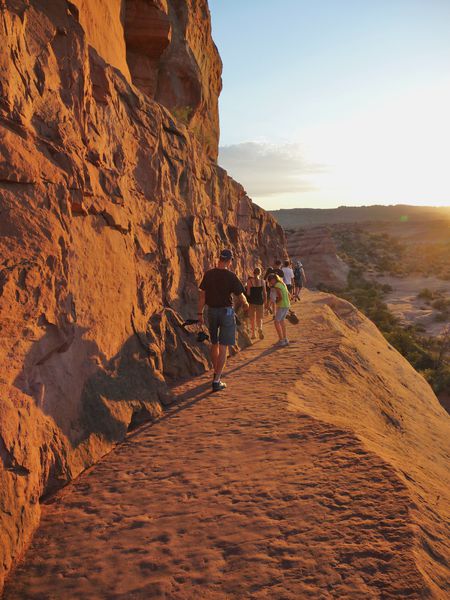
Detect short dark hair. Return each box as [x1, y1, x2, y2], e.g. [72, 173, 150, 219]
[275, 259, 282, 266]
[219, 249, 233, 261]
[284, 260, 290, 267]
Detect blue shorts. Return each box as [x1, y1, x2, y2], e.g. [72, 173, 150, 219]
[275, 307, 289, 322]
[207, 307, 236, 346]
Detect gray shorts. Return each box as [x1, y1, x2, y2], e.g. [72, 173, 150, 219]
[275, 307, 289, 322]
[207, 307, 236, 346]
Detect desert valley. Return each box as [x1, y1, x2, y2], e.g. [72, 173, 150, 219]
[278, 206, 450, 412]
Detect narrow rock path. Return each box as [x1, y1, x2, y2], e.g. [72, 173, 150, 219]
[3, 303, 427, 599]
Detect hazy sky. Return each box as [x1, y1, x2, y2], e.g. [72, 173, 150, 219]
[208, 0, 450, 210]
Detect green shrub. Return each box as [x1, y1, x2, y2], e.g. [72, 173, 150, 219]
[434, 312, 448, 323]
[172, 105, 193, 124]
[431, 298, 450, 311]
[418, 288, 434, 301]
[421, 365, 450, 395]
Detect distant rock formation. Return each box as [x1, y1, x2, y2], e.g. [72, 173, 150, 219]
[271, 205, 450, 229]
[0, 0, 284, 588]
[286, 227, 349, 290]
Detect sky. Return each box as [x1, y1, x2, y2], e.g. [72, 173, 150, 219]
[208, 0, 450, 210]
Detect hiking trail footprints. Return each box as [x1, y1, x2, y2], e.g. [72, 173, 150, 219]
[3, 296, 440, 599]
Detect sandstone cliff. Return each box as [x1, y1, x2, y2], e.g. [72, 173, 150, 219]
[0, 0, 284, 588]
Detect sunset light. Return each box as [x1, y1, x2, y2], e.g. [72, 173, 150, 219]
[210, 0, 450, 209]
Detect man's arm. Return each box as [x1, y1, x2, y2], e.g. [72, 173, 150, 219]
[236, 292, 249, 309]
[301, 267, 307, 285]
[231, 273, 249, 309]
[198, 288, 206, 324]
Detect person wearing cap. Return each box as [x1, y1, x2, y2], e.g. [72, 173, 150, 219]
[293, 259, 307, 301]
[198, 249, 249, 392]
[282, 259, 295, 297]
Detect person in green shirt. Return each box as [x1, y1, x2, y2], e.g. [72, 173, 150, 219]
[267, 274, 290, 347]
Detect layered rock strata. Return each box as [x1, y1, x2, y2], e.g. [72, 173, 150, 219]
[285, 226, 349, 290]
[123, 0, 222, 160]
[0, 0, 285, 589]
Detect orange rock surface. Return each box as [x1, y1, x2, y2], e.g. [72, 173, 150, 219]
[0, 0, 284, 588]
[3, 293, 449, 598]
[286, 227, 349, 290]
[1, 1, 449, 597]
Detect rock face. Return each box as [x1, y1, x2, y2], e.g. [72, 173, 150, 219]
[124, 0, 222, 160]
[70, 0, 221, 160]
[285, 227, 349, 290]
[0, 0, 284, 589]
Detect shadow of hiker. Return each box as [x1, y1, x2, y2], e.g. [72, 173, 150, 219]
[126, 385, 214, 443]
[126, 345, 283, 441]
[225, 345, 279, 377]
[10, 304, 257, 500]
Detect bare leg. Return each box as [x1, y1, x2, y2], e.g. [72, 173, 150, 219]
[280, 320, 287, 340]
[274, 320, 283, 341]
[214, 344, 228, 381]
[257, 315, 263, 334]
[211, 343, 219, 373]
[250, 308, 256, 337]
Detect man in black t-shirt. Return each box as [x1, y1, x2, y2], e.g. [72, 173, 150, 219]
[198, 249, 248, 392]
[264, 259, 284, 281]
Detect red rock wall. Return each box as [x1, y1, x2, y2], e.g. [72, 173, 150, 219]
[71, 0, 131, 81]
[125, 0, 222, 160]
[0, 0, 285, 588]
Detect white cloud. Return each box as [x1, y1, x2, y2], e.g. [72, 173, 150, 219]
[218, 142, 325, 198]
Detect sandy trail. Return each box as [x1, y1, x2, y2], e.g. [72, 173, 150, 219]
[3, 303, 428, 599]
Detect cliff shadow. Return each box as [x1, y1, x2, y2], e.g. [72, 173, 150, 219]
[12, 311, 214, 453]
[12, 324, 168, 451]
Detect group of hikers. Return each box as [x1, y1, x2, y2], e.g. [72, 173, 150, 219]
[198, 249, 307, 392]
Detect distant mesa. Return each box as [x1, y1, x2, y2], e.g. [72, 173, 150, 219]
[271, 204, 450, 229]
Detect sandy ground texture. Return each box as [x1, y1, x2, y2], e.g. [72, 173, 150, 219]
[376, 275, 450, 337]
[3, 291, 450, 599]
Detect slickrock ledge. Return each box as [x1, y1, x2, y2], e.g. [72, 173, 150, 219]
[0, 0, 284, 588]
[3, 292, 449, 599]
